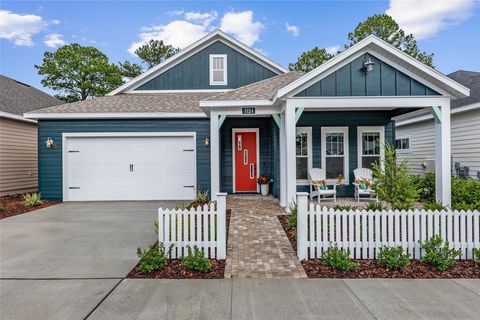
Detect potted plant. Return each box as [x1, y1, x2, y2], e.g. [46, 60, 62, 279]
[257, 176, 272, 195]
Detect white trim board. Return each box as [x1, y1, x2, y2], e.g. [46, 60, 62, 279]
[24, 112, 208, 120]
[232, 128, 260, 193]
[62, 131, 197, 202]
[108, 30, 287, 96]
[0, 111, 37, 124]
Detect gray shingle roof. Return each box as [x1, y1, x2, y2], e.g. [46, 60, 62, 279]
[0, 75, 62, 115]
[30, 92, 218, 114]
[447, 70, 480, 108]
[204, 71, 305, 101]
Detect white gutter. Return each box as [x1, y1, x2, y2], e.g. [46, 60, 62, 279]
[1, 111, 37, 123]
[23, 112, 208, 120]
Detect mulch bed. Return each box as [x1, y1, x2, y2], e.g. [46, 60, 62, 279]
[0, 194, 59, 220]
[128, 259, 226, 279]
[128, 208, 231, 279]
[302, 260, 480, 279]
[278, 215, 480, 279]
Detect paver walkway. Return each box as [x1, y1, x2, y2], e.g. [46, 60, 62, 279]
[225, 195, 307, 278]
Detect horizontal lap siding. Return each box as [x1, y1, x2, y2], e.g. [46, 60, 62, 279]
[136, 41, 277, 90]
[0, 117, 38, 196]
[220, 118, 279, 197]
[38, 119, 211, 201]
[397, 109, 480, 178]
[296, 111, 394, 196]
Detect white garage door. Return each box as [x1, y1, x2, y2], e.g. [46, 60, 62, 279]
[64, 133, 196, 201]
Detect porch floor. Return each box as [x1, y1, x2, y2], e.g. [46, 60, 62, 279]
[225, 195, 307, 279]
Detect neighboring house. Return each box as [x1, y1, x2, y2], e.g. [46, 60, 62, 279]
[25, 30, 469, 206]
[0, 75, 62, 196]
[395, 70, 480, 179]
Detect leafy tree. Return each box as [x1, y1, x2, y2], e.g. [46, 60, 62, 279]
[118, 60, 143, 80]
[346, 14, 434, 68]
[35, 43, 123, 102]
[288, 47, 334, 72]
[134, 39, 179, 69]
[372, 143, 420, 210]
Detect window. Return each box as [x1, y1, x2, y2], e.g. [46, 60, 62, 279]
[296, 127, 312, 182]
[209, 54, 227, 85]
[358, 127, 384, 170]
[321, 127, 349, 183]
[395, 137, 410, 153]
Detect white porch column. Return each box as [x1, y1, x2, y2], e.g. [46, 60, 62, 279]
[433, 102, 451, 206]
[285, 101, 297, 209]
[210, 112, 220, 200]
[279, 111, 287, 207]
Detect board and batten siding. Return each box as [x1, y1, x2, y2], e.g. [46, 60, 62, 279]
[0, 117, 38, 196]
[38, 119, 211, 201]
[396, 108, 480, 178]
[136, 41, 278, 91]
[295, 53, 439, 97]
[296, 111, 395, 196]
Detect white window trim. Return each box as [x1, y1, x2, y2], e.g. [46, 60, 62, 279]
[209, 54, 227, 86]
[395, 135, 411, 154]
[321, 127, 349, 184]
[296, 127, 312, 185]
[357, 126, 385, 169]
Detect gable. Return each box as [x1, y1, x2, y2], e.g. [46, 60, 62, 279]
[135, 41, 279, 91]
[295, 53, 440, 97]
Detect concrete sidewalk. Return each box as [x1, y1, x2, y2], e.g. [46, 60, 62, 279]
[3, 278, 478, 320]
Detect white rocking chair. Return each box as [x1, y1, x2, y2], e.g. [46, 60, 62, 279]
[353, 168, 378, 202]
[309, 168, 337, 203]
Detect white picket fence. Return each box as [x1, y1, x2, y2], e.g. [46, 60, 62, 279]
[158, 193, 227, 259]
[296, 192, 480, 260]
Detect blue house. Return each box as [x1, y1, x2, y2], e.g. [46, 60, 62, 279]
[25, 30, 469, 207]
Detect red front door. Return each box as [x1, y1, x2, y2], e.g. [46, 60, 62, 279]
[234, 131, 257, 192]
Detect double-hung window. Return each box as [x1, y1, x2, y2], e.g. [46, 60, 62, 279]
[357, 126, 385, 169]
[321, 127, 349, 183]
[209, 54, 227, 85]
[296, 127, 312, 183]
[395, 137, 410, 153]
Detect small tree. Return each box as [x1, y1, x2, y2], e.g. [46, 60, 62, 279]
[118, 60, 143, 80]
[372, 143, 419, 210]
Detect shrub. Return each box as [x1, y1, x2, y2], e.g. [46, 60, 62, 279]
[321, 245, 359, 271]
[420, 235, 461, 271]
[182, 246, 212, 273]
[372, 143, 420, 210]
[23, 193, 43, 207]
[473, 248, 480, 264]
[136, 243, 169, 273]
[331, 204, 357, 211]
[287, 201, 297, 228]
[365, 201, 384, 211]
[378, 246, 410, 270]
[413, 172, 436, 202]
[451, 177, 480, 211]
[423, 202, 446, 211]
[194, 190, 210, 204]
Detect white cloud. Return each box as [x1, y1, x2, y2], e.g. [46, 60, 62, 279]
[326, 45, 340, 55]
[51, 19, 61, 25]
[285, 22, 299, 36]
[128, 20, 208, 54]
[129, 9, 265, 54]
[386, 0, 475, 39]
[220, 11, 264, 46]
[44, 33, 65, 47]
[166, 10, 184, 16]
[0, 10, 46, 46]
[185, 11, 218, 26]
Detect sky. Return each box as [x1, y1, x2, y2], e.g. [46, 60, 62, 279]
[1, 0, 479, 95]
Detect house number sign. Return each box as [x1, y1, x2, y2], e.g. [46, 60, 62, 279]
[242, 107, 255, 115]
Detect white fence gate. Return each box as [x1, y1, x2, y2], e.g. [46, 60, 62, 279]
[158, 193, 227, 259]
[296, 192, 480, 260]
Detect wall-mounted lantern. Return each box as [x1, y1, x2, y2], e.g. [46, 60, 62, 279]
[45, 137, 56, 148]
[203, 136, 210, 147]
[363, 57, 375, 73]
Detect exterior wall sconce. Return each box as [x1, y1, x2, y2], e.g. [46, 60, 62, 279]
[203, 136, 210, 147]
[363, 57, 374, 72]
[45, 137, 56, 148]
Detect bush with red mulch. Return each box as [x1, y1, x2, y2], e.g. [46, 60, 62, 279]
[0, 194, 59, 220]
[278, 214, 480, 278]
